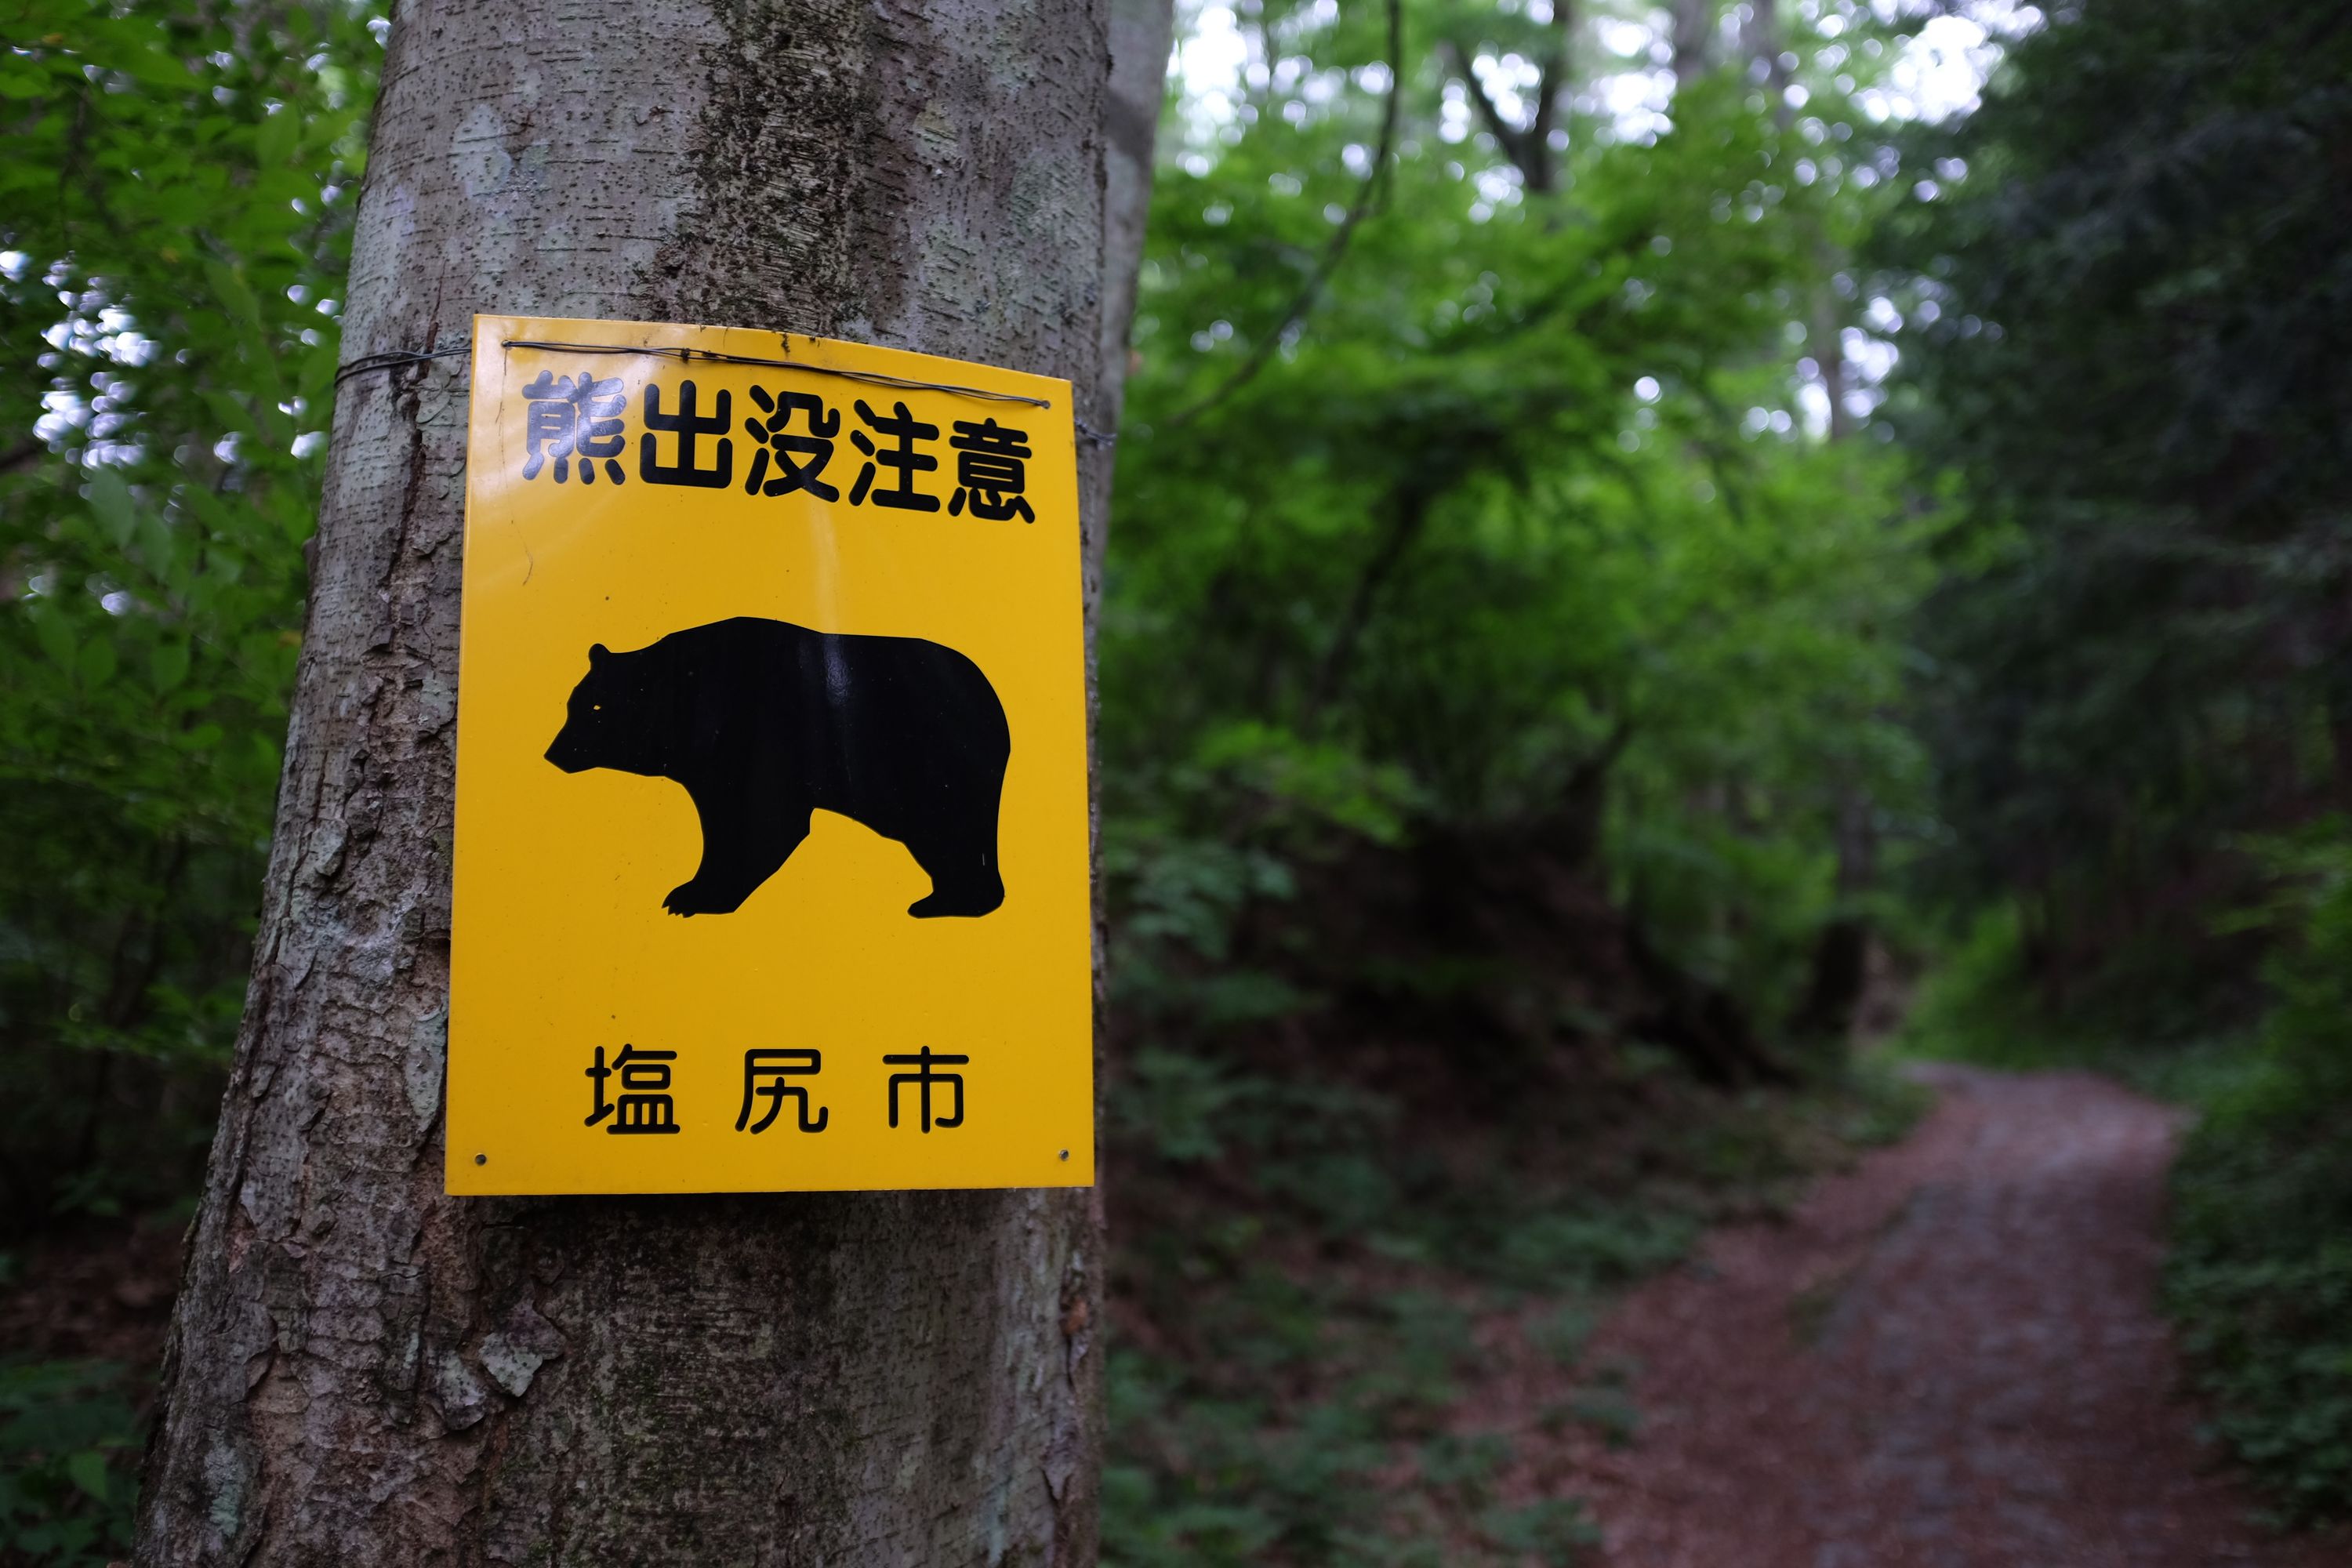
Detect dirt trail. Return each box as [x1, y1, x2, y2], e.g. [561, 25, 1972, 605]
[1482, 1065, 2346, 1566]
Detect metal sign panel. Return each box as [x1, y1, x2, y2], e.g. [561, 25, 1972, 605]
[446, 314, 1091, 1194]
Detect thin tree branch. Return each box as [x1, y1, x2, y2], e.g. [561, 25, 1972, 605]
[1304, 477, 1436, 728]
[1446, 0, 1572, 192]
[1302, 423, 1508, 729]
[1525, 0, 1574, 192]
[1167, 0, 1404, 430]
[1446, 38, 1530, 169]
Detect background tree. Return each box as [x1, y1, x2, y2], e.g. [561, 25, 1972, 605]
[1882, 0, 2352, 1023]
[122, 0, 1155, 1562]
[1880, 0, 2352, 1514]
[1103, 0, 1929, 1074]
[1097, 2, 1947, 1555]
[13, 0, 2350, 1558]
[0, 0, 376, 1236]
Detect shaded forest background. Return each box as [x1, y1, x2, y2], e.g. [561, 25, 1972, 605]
[2, 0, 2348, 1561]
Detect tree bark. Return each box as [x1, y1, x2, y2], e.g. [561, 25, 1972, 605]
[1094, 0, 1176, 550]
[135, 1, 1163, 1562]
[1670, 0, 1713, 87]
[1791, 788, 1875, 1043]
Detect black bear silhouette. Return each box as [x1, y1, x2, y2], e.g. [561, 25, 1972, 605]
[545, 618, 1009, 918]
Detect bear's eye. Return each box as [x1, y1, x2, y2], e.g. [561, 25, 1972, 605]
[591, 704, 602, 713]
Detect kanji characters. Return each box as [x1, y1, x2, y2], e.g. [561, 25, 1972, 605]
[737, 1048, 829, 1134]
[517, 370, 1041, 518]
[742, 387, 841, 501]
[884, 1047, 968, 1132]
[584, 1044, 679, 1134]
[517, 370, 627, 485]
[572, 1045, 977, 1139]
[641, 379, 733, 488]
[947, 418, 1035, 522]
[848, 398, 942, 511]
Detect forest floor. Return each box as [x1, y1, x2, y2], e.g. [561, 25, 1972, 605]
[12, 1065, 2349, 1565]
[1465, 1064, 2348, 1566]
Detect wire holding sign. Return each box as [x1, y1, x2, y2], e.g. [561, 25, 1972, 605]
[446, 314, 1092, 1196]
[333, 335, 1123, 445]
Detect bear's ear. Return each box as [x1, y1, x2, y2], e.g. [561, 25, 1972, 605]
[589, 643, 610, 667]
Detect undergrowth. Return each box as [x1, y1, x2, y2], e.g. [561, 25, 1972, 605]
[2165, 1076, 2352, 1526]
[2163, 826, 2352, 1526]
[0, 1359, 139, 1568]
[1101, 1044, 1926, 1565]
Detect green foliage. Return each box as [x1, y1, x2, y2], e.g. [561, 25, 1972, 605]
[1104, 980, 1929, 1563]
[1814, 1054, 1936, 1149]
[26, 0, 2336, 1552]
[1102, 1279, 1479, 1568]
[1896, 909, 2263, 1102]
[1479, 1497, 1600, 1566]
[1109, 0, 1933, 1025]
[1882, 0, 2352, 1021]
[2169, 1108, 2352, 1525]
[2163, 823, 2352, 1523]
[1102, 11, 1949, 1551]
[1559, 1383, 1639, 1450]
[1882, 9, 2352, 1515]
[0, 2, 381, 1221]
[0, 1361, 139, 1566]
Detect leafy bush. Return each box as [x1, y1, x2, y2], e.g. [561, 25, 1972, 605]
[2167, 1103, 2352, 1523]
[2164, 826, 2352, 1523]
[0, 1361, 138, 1567]
[1, 0, 381, 1228]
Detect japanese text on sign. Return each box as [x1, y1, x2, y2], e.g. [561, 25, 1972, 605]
[515, 371, 1040, 522]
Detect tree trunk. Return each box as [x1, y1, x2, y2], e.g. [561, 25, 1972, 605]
[1791, 789, 1875, 1043]
[1670, 0, 1713, 86]
[1094, 0, 1177, 571]
[135, 1, 1164, 1562]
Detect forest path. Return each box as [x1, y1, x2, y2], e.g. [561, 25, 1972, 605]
[1482, 1065, 2342, 1566]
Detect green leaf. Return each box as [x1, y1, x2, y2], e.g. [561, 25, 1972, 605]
[256, 107, 298, 169]
[151, 638, 191, 692]
[203, 259, 264, 329]
[65, 1448, 110, 1502]
[31, 604, 76, 672]
[202, 388, 258, 438]
[88, 466, 139, 548]
[137, 508, 181, 586]
[118, 45, 198, 92]
[79, 636, 120, 688]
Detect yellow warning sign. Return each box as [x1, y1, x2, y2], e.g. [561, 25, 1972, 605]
[446, 314, 1092, 1194]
